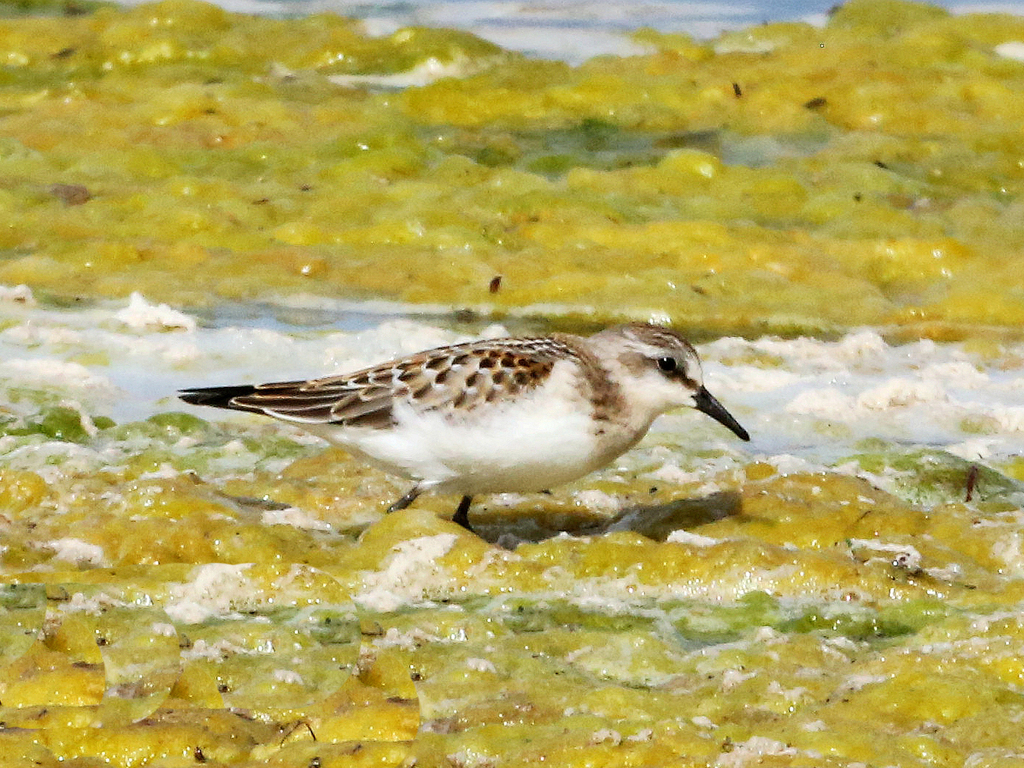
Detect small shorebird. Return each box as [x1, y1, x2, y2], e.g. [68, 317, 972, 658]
[179, 323, 749, 530]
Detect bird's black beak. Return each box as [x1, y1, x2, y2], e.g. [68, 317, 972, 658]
[694, 386, 750, 441]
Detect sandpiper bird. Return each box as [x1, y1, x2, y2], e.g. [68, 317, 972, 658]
[179, 323, 750, 530]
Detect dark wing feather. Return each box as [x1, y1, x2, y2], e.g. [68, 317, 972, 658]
[178, 336, 579, 430]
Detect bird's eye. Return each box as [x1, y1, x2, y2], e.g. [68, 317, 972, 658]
[657, 357, 677, 372]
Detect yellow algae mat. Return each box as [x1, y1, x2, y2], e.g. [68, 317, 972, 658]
[4, 432, 1024, 766]
[0, 0, 1023, 334]
[1, 0, 1024, 766]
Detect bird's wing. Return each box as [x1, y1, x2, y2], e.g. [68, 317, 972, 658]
[180, 336, 578, 430]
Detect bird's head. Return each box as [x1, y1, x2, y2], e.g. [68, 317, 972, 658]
[593, 323, 750, 441]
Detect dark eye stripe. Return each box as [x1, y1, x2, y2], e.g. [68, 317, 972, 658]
[654, 355, 698, 387]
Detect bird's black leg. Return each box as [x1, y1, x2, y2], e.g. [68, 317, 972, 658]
[452, 496, 473, 530]
[388, 485, 422, 513]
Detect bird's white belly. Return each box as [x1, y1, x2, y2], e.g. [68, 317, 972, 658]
[309, 376, 638, 495]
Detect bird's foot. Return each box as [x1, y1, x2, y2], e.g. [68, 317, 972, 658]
[452, 495, 473, 531]
[388, 485, 422, 513]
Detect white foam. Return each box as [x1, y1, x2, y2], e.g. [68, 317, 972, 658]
[164, 563, 256, 624]
[466, 657, 497, 673]
[714, 737, 798, 767]
[261, 507, 333, 531]
[5, 358, 117, 396]
[328, 54, 488, 89]
[115, 292, 197, 332]
[996, 40, 1024, 59]
[44, 538, 107, 567]
[272, 668, 305, 685]
[666, 530, 721, 547]
[0, 284, 34, 305]
[849, 540, 922, 571]
[572, 489, 622, 512]
[354, 534, 459, 611]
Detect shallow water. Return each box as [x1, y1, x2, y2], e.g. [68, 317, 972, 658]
[4, 289, 1021, 491]
[157, 0, 1024, 61]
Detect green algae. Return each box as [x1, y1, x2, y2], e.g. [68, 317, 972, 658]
[844, 443, 1024, 506]
[0, 403, 114, 442]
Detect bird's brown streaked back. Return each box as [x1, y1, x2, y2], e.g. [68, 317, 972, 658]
[178, 335, 582, 430]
